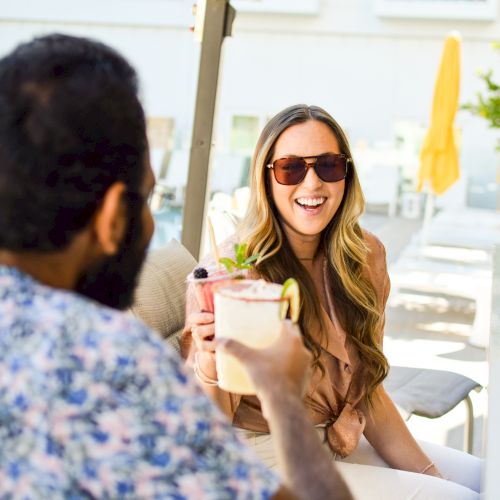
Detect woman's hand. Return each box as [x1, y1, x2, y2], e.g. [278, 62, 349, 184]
[186, 311, 218, 382]
[188, 312, 216, 353]
[360, 386, 445, 478]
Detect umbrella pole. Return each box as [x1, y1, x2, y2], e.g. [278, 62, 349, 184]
[420, 185, 434, 249]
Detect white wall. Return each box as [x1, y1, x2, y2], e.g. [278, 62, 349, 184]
[217, 0, 500, 207]
[0, 0, 498, 207]
[0, 1, 200, 148]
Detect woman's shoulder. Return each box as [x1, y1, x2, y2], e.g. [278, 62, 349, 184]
[360, 228, 388, 291]
[360, 228, 391, 311]
[361, 228, 387, 265]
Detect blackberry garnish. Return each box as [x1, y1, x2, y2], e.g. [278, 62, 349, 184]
[193, 267, 209, 279]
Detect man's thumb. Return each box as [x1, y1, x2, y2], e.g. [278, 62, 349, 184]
[216, 338, 253, 361]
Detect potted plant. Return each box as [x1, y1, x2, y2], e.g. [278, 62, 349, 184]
[463, 42, 499, 147]
[462, 42, 500, 207]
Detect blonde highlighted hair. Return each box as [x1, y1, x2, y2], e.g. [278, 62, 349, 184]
[240, 104, 388, 405]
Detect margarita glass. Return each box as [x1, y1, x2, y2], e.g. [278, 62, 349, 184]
[214, 279, 289, 395]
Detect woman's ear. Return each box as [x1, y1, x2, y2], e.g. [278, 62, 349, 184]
[92, 181, 128, 255]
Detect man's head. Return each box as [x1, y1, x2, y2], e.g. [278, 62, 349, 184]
[0, 34, 155, 309]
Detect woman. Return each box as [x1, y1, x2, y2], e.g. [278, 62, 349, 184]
[182, 104, 480, 499]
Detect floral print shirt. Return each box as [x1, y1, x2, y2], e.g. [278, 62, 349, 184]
[0, 266, 280, 499]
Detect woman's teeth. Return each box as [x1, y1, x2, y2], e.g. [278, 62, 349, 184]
[296, 197, 326, 208]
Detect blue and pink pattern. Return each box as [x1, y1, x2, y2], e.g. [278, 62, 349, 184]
[0, 266, 279, 499]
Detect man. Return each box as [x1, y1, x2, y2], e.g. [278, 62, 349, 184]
[0, 34, 351, 499]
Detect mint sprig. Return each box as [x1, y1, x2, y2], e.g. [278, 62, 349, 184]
[219, 243, 259, 272]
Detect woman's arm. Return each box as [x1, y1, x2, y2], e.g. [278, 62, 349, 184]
[360, 231, 442, 477]
[359, 386, 443, 477]
[183, 282, 242, 420]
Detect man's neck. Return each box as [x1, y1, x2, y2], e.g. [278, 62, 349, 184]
[0, 232, 91, 290]
[0, 251, 77, 290]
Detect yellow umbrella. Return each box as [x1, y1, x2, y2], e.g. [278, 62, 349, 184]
[417, 32, 461, 195]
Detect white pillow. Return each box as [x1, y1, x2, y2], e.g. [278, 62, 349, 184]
[131, 239, 196, 352]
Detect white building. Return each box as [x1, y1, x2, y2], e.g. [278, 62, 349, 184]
[1, 0, 499, 222]
[1, 3, 500, 496]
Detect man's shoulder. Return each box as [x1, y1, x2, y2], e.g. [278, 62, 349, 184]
[48, 287, 156, 339]
[65, 293, 179, 364]
[1, 271, 177, 366]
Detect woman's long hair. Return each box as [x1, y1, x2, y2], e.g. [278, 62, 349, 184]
[240, 104, 388, 406]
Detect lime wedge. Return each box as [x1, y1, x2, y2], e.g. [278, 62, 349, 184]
[280, 278, 301, 323]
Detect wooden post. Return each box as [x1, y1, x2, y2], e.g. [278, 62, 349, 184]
[181, 0, 236, 260]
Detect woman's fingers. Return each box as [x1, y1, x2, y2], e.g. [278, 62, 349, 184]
[192, 322, 215, 340]
[189, 311, 214, 327]
[199, 339, 216, 352]
[188, 311, 215, 350]
[192, 323, 216, 352]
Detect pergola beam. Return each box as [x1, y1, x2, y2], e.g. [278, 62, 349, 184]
[181, 0, 235, 260]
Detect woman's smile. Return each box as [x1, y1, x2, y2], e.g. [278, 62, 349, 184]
[295, 196, 327, 213]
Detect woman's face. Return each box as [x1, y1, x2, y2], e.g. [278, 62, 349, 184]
[268, 120, 346, 241]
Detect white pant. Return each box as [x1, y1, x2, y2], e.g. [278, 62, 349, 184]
[235, 429, 481, 500]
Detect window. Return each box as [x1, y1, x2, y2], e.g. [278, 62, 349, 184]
[230, 115, 260, 155]
[147, 117, 176, 180]
[232, 0, 319, 15]
[146, 117, 183, 250]
[374, 0, 497, 20]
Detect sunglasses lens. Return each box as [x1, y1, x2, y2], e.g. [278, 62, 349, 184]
[273, 158, 306, 185]
[271, 154, 348, 185]
[316, 154, 347, 182]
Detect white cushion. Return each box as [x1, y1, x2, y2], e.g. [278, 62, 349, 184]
[131, 239, 196, 352]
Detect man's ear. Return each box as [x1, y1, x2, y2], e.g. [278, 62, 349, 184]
[93, 181, 128, 255]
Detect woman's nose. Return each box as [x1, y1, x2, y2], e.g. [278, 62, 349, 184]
[302, 162, 322, 187]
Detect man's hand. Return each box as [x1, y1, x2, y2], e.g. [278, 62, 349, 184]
[216, 320, 312, 415]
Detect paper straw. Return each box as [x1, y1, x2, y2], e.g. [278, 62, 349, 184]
[207, 215, 221, 268]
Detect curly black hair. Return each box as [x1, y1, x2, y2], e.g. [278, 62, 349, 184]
[0, 33, 147, 251]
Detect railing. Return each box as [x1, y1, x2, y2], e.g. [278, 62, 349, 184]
[485, 245, 500, 498]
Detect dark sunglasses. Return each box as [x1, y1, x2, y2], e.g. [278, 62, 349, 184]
[266, 153, 351, 186]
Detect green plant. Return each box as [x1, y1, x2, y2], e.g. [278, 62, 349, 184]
[462, 42, 500, 150]
[219, 243, 259, 272]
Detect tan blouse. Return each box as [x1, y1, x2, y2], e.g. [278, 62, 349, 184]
[183, 230, 390, 458]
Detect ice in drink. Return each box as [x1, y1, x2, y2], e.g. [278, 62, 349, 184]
[214, 279, 286, 395]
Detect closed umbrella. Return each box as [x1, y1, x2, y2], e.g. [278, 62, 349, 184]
[417, 32, 461, 245]
[418, 32, 461, 194]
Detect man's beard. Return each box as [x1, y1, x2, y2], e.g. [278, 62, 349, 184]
[75, 214, 148, 310]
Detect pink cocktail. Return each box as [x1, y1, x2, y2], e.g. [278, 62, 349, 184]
[187, 265, 244, 313]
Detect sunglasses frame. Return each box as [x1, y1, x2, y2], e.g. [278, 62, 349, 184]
[266, 153, 352, 185]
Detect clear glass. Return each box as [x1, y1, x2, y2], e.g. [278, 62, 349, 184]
[214, 280, 286, 395]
